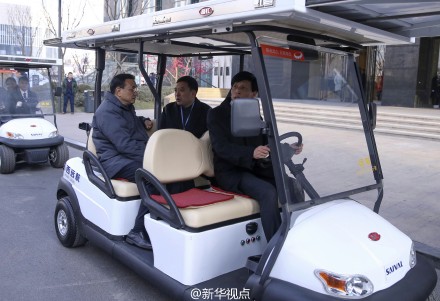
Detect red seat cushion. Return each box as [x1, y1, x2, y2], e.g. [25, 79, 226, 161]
[151, 188, 234, 208]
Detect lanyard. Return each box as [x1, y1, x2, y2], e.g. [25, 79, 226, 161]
[180, 102, 195, 130]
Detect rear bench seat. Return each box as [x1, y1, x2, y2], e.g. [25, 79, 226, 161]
[143, 129, 260, 229]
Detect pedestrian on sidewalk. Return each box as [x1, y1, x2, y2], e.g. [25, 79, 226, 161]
[62, 72, 78, 114]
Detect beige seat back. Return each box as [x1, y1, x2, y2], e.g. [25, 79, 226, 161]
[87, 128, 97, 155]
[143, 129, 211, 183]
[143, 129, 261, 229]
[199, 131, 215, 178]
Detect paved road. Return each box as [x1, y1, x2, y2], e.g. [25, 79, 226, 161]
[0, 146, 172, 301]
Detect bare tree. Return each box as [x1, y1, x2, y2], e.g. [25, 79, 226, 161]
[8, 5, 42, 57]
[104, 0, 154, 21]
[41, 0, 87, 78]
[104, 0, 156, 76]
[72, 52, 94, 84]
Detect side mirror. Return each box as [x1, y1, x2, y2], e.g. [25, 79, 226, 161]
[54, 87, 62, 97]
[231, 98, 266, 137]
[368, 102, 377, 130]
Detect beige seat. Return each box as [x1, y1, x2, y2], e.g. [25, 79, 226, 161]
[87, 128, 143, 198]
[143, 129, 260, 228]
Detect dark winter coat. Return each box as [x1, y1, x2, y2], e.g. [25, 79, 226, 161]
[207, 96, 268, 192]
[159, 98, 211, 138]
[92, 92, 149, 178]
[62, 78, 78, 95]
[7, 88, 39, 114]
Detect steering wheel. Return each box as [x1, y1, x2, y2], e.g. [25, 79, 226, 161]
[279, 132, 303, 163]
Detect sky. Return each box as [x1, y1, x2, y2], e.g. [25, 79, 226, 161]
[0, 0, 104, 29]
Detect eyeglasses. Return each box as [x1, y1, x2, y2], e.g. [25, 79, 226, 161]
[124, 86, 138, 93]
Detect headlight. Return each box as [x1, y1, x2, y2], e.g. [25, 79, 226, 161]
[409, 243, 417, 268]
[48, 130, 58, 138]
[6, 132, 24, 139]
[315, 269, 373, 299]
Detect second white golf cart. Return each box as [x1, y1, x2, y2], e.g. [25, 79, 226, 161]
[46, 1, 437, 300]
[0, 56, 69, 174]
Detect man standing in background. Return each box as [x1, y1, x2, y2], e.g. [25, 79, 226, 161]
[62, 72, 78, 114]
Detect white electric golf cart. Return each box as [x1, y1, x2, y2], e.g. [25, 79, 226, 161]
[46, 1, 437, 300]
[0, 56, 69, 174]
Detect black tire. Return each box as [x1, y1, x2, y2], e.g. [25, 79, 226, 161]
[0, 144, 16, 174]
[54, 197, 87, 248]
[49, 143, 69, 168]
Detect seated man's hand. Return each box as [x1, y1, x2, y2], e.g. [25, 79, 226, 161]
[290, 143, 303, 155]
[145, 119, 154, 130]
[253, 145, 270, 159]
[16, 101, 23, 108]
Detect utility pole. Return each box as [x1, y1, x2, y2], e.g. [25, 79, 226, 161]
[58, 0, 62, 112]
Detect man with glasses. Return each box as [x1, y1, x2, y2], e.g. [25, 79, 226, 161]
[92, 73, 153, 249]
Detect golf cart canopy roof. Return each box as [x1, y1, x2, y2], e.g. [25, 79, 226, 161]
[0, 55, 62, 69]
[44, 0, 418, 56]
[307, 0, 440, 40]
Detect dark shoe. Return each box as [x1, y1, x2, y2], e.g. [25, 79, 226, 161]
[126, 230, 152, 250]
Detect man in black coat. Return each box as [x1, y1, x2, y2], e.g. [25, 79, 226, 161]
[207, 71, 303, 242]
[92, 73, 153, 250]
[159, 76, 212, 193]
[159, 75, 211, 139]
[7, 76, 39, 114]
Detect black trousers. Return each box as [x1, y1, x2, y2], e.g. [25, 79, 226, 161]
[235, 172, 281, 242]
[231, 171, 303, 242]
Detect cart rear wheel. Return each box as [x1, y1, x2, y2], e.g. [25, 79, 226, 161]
[54, 197, 86, 248]
[49, 143, 69, 168]
[0, 144, 16, 174]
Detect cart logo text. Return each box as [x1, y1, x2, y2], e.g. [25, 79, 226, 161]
[199, 7, 214, 17]
[386, 261, 403, 275]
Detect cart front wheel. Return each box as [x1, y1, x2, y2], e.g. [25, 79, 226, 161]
[54, 197, 86, 248]
[49, 143, 69, 168]
[0, 144, 16, 174]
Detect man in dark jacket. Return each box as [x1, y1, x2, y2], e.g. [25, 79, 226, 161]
[7, 76, 39, 114]
[62, 72, 78, 114]
[207, 71, 303, 242]
[92, 73, 153, 249]
[159, 76, 212, 192]
[159, 76, 211, 139]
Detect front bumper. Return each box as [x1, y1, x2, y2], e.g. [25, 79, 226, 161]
[0, 136, 64, 149]
[259, 254, 437, 301]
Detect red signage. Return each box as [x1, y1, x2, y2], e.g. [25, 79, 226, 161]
[261, 44, 305, 61]
[199, 7, 214, 17]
